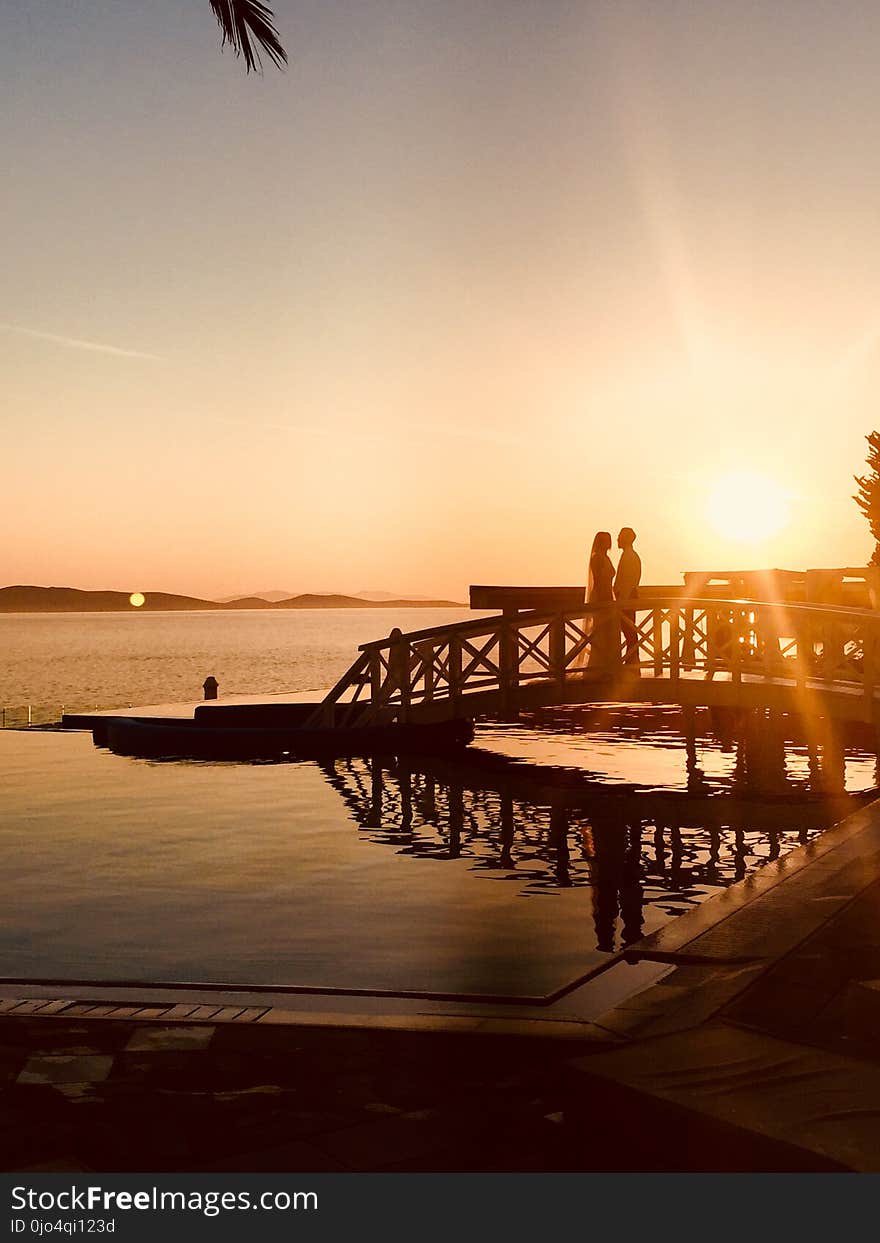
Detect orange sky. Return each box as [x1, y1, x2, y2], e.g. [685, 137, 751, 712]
[3, 1, 878, 598]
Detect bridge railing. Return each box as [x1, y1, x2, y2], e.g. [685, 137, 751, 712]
[311, 597, 880, 726]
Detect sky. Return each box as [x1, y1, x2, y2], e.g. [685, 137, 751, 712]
[4, 0, 880, 599]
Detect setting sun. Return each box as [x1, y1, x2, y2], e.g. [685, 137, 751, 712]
[706, 472, 791, 544]
[129, 592, 145, 608]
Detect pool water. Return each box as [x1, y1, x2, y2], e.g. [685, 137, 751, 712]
[1, 706, 874, 998]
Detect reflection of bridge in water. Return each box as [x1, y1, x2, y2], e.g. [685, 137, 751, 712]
[318, 708, 874, 954]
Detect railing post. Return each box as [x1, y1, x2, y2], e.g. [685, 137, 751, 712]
[499, 618, 518, 718]
[732, 610, 743, 685]
[795, 616, 810, 690]
[422, 641, 435, 703]
[369, 649, 384, 722]
[551, 614, 566, 690]
[449, 634, 462, 717]
[610, 605, 624, 671]
[760, 608, 780, 674]
[682, 606, 695, 670]
[824, 617, 843, 681]
[669, 611, 680, 683]
[653, 608, 663, 677]
[705, 608, 718, 675]
[394, 633, 411, 724]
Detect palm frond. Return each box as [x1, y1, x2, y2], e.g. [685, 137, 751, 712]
[209, 0, 287, 73]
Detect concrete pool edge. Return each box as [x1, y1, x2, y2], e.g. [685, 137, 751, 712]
[0, 954, 672, 1043]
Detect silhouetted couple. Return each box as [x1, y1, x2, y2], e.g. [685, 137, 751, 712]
[586, 528, 641, 670]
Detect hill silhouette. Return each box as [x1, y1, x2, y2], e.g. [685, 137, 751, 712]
[221, 589, 435, 603]
[0, 586, 463, 613]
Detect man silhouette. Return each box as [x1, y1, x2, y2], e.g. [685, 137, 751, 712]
[615, 527, 641, 667]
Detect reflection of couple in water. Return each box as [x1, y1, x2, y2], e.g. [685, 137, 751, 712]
[585, 527, 642, 671]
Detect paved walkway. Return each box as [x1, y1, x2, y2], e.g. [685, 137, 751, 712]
[0, 1017, 602, 1172]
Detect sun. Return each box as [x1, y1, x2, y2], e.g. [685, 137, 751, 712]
[706, 471, 790, 543]
[129, 592, 145, 608]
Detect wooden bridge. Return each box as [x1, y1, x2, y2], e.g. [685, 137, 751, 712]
[309, 591, 880, 728]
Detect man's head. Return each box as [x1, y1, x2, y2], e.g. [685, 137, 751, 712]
[618, 526, 636, 549]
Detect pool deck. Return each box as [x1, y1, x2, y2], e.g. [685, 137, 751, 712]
[61, 688, 324, 726]
[7, 791, 880, 1170]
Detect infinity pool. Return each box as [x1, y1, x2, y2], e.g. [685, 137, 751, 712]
[1, 708, 874, 999]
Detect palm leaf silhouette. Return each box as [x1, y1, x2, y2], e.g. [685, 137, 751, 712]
[209, 0, 287, 72]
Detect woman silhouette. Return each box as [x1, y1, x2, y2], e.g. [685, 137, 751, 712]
[587, 531, 614, 607]
[585, 531, 616, 670]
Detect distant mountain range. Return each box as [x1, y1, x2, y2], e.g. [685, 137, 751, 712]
[0, 586, 464, 613]
[219, 589, 436, 604]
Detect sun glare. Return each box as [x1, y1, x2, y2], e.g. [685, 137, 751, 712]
[706, 472, 790, 544]
[129, 592, 145, 608]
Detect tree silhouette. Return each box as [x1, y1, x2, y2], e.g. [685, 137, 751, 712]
[209, 1, 287, 72]
[854, 432, 880, 565]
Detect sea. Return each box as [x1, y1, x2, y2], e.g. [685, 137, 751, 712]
[0, 607, 478, 717]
